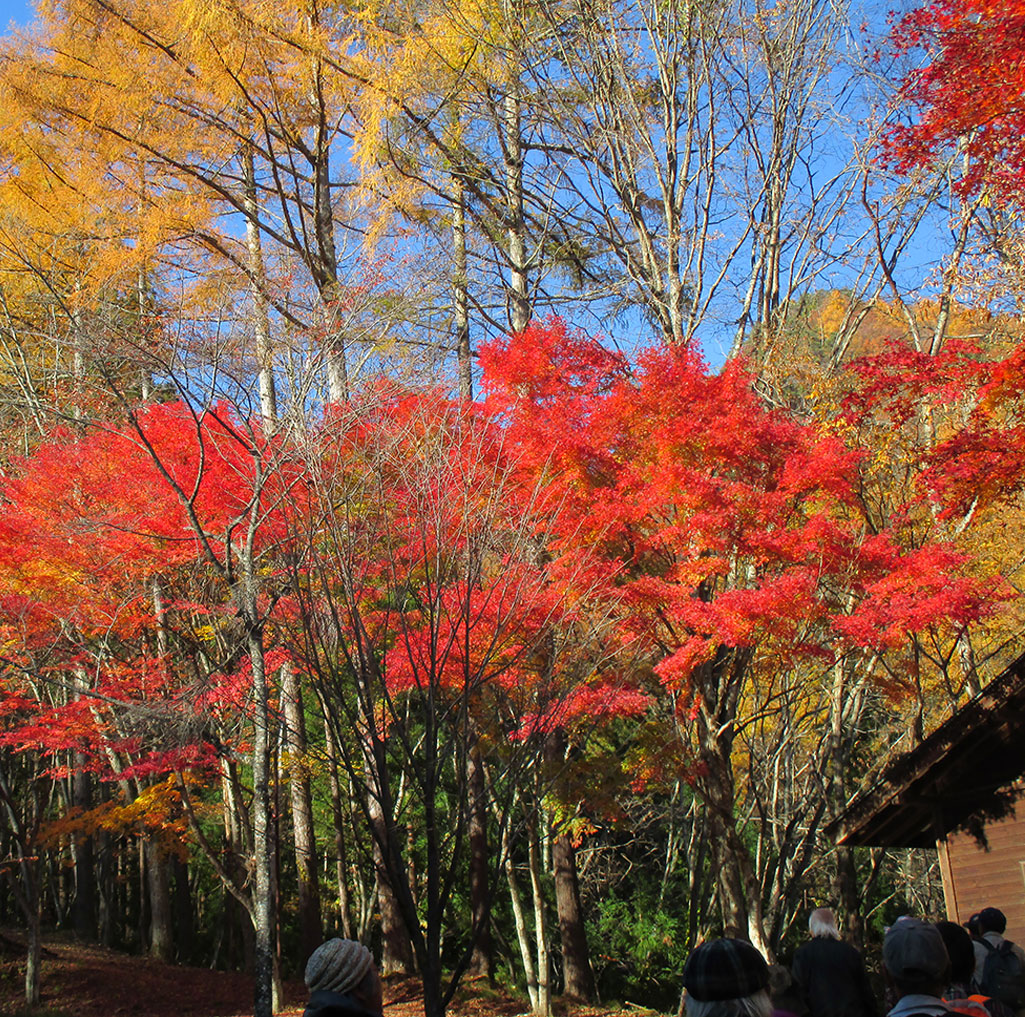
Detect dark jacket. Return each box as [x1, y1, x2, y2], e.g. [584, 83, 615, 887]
[303, 990, 382, 1017]
[791, 937, 878, 1017]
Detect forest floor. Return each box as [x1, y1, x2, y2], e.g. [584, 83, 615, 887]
[0, 932, 641, 1017]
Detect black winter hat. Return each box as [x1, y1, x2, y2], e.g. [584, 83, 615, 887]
[683, 938, 770, 1002]
[979, 908, 1008, 934]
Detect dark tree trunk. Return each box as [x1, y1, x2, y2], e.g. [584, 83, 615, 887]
[692, 647, 771, 957]
[117, 840, 132, 948]
[98, 827, 112, 947]
[543, 729, 594, 1001]
[173, 855, 194, 961]
[72, 762, 97, 940]
[145, 840, 174, 961]
[825, 659, 863, 950]
[835, 845, 861, 948]
[137, 839, 150, 952]
[361, 728, 416, 978]
[551, 831, 594, 1000]
[324, 722, 354, 939]
[373, 840, 416, 975]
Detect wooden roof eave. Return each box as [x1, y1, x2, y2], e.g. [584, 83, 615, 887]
[829, 653, 1025, 849]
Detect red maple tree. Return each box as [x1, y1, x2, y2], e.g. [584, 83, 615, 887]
[480, 318, 1001, 951]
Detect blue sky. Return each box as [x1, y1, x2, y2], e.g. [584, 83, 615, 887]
[1, 0, 33, 31]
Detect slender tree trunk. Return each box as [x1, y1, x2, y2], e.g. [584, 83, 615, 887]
[453, 172, 472, 399]
[271, 747, 283, 1014]
[468, 748, 492, 980]
[242, 143, 278, 426]
[137, 839, 150, 952]
[503, 77, 530, 333]
[72, 670, 97, 941]
[527, 812, 551, 1017]
[248, 624, 276, 1017]
[221, 760, 244, 970]
[98, 827, 112, 947]
[71, 297, 85, 424]
[0, 830, 7, 927]
[125, 841, 141, 950]
[302, 13, 347, 402]
[281, 662, 322, 961]
[324, 722, 354, 938]
[503, 819, 539, 1012]
[59, 826, 73, 925]
[138, 263, 153, 400]
[146, 579, 175, 963]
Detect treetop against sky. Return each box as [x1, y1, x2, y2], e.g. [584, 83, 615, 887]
[0, 0, 970, 380]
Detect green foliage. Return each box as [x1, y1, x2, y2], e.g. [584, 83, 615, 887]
[589, 894, 688, 1009]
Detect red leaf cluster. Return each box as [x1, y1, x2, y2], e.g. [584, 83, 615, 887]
[884, 0, 1025, 203]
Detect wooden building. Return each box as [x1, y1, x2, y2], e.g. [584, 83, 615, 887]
[831, 653, 1025, 942]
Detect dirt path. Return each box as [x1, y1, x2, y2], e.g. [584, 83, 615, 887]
[0, 935, 304, 1017]
[0, 934, 625, 1017]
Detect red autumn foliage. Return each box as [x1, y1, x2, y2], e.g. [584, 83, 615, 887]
[480, 319, 999, 706]
[883, 0, 1025, 203]
[923, 342, 1025, 517]
[0, 402, 296, 794]
[0, 318, 1015, 823]
[835, 332, 1025, 521]
[290, 379, 643, 742]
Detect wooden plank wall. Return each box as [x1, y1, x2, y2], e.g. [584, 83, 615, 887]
[942, 809, 1025, 945]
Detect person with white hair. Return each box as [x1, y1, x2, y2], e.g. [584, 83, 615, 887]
[791, 908, 878, 1017]
[303, 938, 384, 1017]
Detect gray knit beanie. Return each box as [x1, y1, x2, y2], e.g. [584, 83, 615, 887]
[305, 938, 375, 995]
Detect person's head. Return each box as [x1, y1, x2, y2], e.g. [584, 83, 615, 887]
[966, 914, 982, 940]
[935, 921, 976, 987]
[305, 939, 383, 1015]
[883, 918, 950, 998]
[978, 908, 1007, 935]
[683, 938, 772, 1017]
[808, 908, 841, 941]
